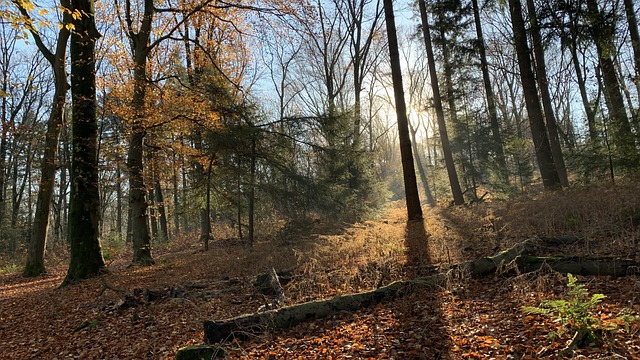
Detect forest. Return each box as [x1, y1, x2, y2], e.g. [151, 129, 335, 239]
[0, 0, 639, 358]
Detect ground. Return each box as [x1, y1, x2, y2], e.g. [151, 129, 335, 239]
[1, 181, 639, 359]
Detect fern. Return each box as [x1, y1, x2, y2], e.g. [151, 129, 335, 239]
[522, 274, 606, 343]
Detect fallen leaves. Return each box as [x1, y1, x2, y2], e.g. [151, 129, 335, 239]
[1, 201, 639, 359]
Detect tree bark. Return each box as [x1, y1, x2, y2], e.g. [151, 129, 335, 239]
[623, 0, 640, 104]
[409, 121, 435, 206]
[566, 8, 598, 142]
[526, 0, 569, 187]
[508, 0, 561, 189]
[470, 0, 508, 183]
[247, 138, 256, 247]
[63, 0, 105, 285]
[12, 0, 71, 276]
[418, 0, 464, 205]
[586, 0, 637, 164]
[154, 179, 169, 242]
[383, 0, 423, 220]
[126, 0, 154, 264]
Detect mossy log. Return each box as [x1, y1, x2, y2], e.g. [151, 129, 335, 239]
[203, 276, 444, 343]
[518, 255, 639, 276]
[201, 237, 638, 345]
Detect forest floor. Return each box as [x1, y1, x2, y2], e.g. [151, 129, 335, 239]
[1, 180, 640, 359]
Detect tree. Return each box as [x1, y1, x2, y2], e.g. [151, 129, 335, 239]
[13, 0, 73, 277]
[63, 0, 105, 285]
[418, 0, 464, 204]
[622, 0, 640, 104]
[383, 0, 422, 220]
[508, 0, 561, 189]
[116, 0, 213, 264]
[586, 0, 638, 167]
[470, 0, 508, 183]
[526, 0, 569, 187]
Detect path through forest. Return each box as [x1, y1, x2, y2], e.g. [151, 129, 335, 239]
[1, 182, 639, 359]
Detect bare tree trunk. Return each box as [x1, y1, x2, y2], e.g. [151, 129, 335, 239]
[383, 0, 423, 220]
[508, 0, 560, 189]
[115, 159, 123, 241]
[566, 10, 598, 142]
[203, 155, 214, 251]
[236, 173, 243, 240]
[623, 0, 640, 99]
[418, 0, 464, 205]
[586, 0, 637, 165]
[409, 121, 435, 206]
[526, 0, 569, 187]
[154, 179, 168, 242]
[148, 187, 158, 241]
[247, 138, 256, 247]
[470, 0, 508, 183]
[125, 0, 155, 266]
[172, 148, 180, 237]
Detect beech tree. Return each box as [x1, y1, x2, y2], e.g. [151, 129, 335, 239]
[11, 0, 73, 277]
[63, 0, 105, 285]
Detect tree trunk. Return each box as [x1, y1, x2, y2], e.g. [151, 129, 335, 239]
[383, 0, 423, 220]
[63, 0, 105, 285]
[566, 13, 598, 142]
[247, 138, 256, 247]
[125, 0, 155, 265]
[155, 180, 169, 242]
[623, 0, 640, 101]
[409, 121, 435, 206]
[172, 148, 180, 237]
[24, 85, 67, 276]
[202, 155, 214, 251]
[508, 0, 561, 189]
[204, 278, 438, 344]
[128, 128, 153, 264]
[526, 0, 569, 187]
[148, 187, 158, 241]
[418, 0, 464, 205]
[586, 0, 637, 165]
[115, 159, 123, 241]
[470, 0, 508, 183]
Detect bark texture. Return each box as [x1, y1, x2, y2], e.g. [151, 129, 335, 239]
[63, 0, 105, 285]
[383, 0, 423, 219]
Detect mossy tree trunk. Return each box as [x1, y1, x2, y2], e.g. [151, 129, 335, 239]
[63, 0, 105, 285]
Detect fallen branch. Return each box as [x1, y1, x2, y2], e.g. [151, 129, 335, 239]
[518, 255, 639, 276]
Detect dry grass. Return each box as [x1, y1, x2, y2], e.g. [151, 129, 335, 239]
[1, 178, 639, 359]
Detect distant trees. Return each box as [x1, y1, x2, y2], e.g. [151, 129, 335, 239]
[1, 0, 640, 276]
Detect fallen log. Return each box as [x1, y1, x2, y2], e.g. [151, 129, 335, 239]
[203, 276, 445, 343]
[518, 255, 639, 276]
[199, 237, 639, 346]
